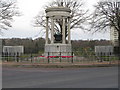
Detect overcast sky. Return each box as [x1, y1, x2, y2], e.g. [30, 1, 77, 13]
[0, 0, 110, 40]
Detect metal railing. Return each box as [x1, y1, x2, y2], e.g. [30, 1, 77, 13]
[1, 51, 119, 64]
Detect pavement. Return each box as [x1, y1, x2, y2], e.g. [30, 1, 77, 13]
[2, 66, 118, 88]
[2, 61, 118, 68]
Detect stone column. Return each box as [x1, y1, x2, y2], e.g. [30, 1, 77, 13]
[46, 17, 49, 44]
[68, 17, 71, 44]
[51, 17, 54, 44]
[62, 17, 66, 44]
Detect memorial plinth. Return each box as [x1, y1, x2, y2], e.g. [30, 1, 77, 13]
[44, 6, 72, 56]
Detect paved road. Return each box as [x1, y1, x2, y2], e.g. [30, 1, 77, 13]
[2, 67, 118, 88]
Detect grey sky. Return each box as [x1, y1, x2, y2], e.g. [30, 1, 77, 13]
[0, 0, 110, 40]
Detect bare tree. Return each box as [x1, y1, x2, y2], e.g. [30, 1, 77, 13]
[33, 0, 89, 37]
[90, 0, 120, 47]
[0, 0, 20, 33]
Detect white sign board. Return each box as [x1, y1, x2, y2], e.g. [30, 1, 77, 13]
[3, 46, 24, 55]
[95, 46, 113, 56]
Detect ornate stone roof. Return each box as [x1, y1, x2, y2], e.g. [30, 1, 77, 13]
[45, 7, 71, 13]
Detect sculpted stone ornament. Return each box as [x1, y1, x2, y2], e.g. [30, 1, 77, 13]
[54, 32, 62, 42]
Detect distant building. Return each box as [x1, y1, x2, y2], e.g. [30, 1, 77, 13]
[110, 27, 119, 46]
[95, 46, 114, 56]
[3, 46, 24, 56]
[0, 39, 2, 60]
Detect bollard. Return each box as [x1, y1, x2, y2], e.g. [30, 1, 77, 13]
[48, 52, 50, 63]
[16, 52, 19, 62]
[60, 52, 61, 62]
[14, 52, 16, 62]
[31, 53, 33, 63]
[100, 52, 103, 62]
[6, 52, 8, 62]
[2, 52, 5, 61]
[71, 52, 73, 63]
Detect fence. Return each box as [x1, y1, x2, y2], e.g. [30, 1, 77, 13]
[1, 51, 119, 64]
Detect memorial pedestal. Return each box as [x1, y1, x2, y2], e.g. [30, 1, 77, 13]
[44, 44, 72, 56]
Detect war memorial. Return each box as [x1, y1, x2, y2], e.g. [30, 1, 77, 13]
[44, 6, 72, 57]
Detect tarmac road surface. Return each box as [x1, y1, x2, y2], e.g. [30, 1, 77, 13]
[2, 67, 118, 88]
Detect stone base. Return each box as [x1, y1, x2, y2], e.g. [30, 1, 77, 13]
[44, 44, 72, 56]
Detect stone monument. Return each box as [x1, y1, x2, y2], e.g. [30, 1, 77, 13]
[44, 6, 72, 56]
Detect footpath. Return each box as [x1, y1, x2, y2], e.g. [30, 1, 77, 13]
[2, 61, 118, 68]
